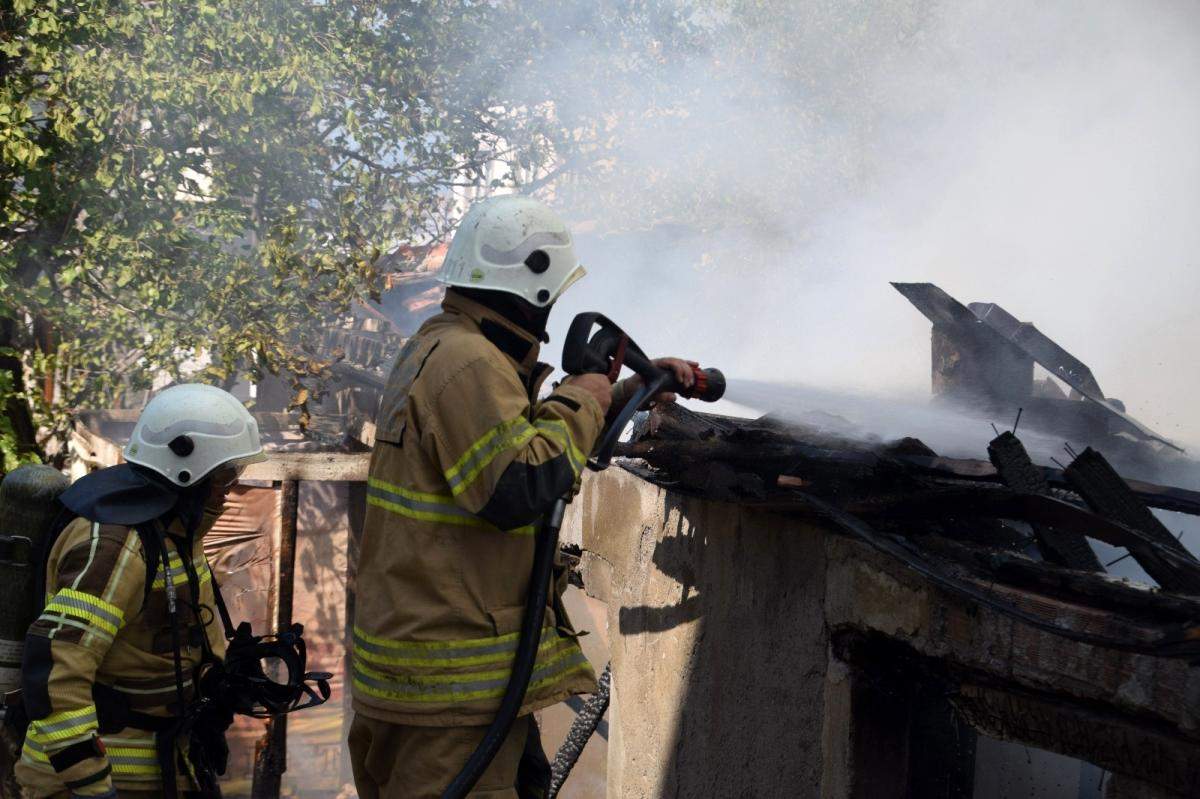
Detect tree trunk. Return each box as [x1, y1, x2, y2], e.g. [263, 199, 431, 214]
[0, 317, 41, 468]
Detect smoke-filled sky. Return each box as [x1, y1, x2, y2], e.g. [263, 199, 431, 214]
[527, 1, 1200, 450]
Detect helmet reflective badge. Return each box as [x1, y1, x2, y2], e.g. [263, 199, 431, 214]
[439, 195, 586, 308]
[125, 384, 266, 487]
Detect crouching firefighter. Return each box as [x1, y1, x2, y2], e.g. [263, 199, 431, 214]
[8, 384, 331, 799]
[349, 195, 697, 798]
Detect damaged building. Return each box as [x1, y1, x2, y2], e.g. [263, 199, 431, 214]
[20, 281, 1200, 798]
[570, 399, 1200, 798]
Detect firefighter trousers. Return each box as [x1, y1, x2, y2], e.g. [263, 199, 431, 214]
[348, 713, 550, 799]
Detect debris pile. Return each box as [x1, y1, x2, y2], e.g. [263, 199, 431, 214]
[618, 402, 1200, 659]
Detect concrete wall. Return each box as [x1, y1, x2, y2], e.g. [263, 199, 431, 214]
[564, 468, 830, 798]
[565, 468, 1200, 799]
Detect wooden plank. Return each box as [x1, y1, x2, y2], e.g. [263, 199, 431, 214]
[69, 426, 125, 469]
[346, 414, 377, 449]
[824, 537, 1197, 731]
[72, 409, 345, 441]
[242, 452, 370, 482]
[952, 684, 1200, 797]
[251, 480, 300, 799]
[72, 413, 369, 481]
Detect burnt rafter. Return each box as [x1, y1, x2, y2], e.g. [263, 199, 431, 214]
[617, 403, 1200, 658]
[892, 281, 1182, 452]
[987, 431, 1103, 571]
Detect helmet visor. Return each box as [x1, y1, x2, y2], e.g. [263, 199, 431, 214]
[549, 264, 587, 304]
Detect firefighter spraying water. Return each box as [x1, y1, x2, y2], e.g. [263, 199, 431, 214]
[345, 195, 723, 799]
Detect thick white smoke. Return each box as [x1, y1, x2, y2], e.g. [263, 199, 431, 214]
[517, 1, 1200, 450]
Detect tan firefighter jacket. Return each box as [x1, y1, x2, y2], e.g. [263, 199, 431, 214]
[15, 515, 225, 798]
[352, 291, 603, 726]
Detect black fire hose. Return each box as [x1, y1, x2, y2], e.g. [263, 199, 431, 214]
[442, 497, 568, 799]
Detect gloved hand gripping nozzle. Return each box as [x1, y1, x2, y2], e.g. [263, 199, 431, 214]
[562, 311, 725, 470]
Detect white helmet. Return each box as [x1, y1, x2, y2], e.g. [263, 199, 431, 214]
[124, 384, 266, 488]
[438, 195, 586, 308]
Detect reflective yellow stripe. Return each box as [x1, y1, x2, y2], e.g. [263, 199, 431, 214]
[27, 705, 99, 746]
[352, 625, 559, 668]
[42, 589, 124, 637]
[444, 417, 536, 496]
[534, 418, 587, 475]
[352, 642, 590, 704]
[106, 735, 161, 779]
[21, 732, 93, 754]
[20, 744, 50, 766]
[367, 477, 534, 536]
[42, 614, 115, 643]
[151, 554, 211, 589]
[21, 730, 162, 780]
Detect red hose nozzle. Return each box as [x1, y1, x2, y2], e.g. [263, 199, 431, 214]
[679, 367, 726, 402]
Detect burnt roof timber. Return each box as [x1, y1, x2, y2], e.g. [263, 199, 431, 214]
[892, 281, 1182, 452]
[620, 430, 1200, 517]
[623, 404, 1200, 632]
[893, 452, 1200, 516]
[987, 431, 1104, 570]
[923, 535, 1200, 624]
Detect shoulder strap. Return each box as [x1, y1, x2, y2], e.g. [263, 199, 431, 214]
[132, 522, 164, 611]
[209, 571, 237, 641]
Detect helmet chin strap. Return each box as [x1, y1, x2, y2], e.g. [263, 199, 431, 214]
[172, 477, 211, 533]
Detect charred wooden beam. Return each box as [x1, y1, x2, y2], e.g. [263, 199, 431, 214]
[918, 536, 1200, 624]
[1064, 448, 1200, 593]
[988, 431, 1102, 570]
[807, 492, 1200, 656]
[863, 487, 1200, 596]
[953, 684, 1198, 797]
[881, 451, 1200, 516]
[636, 407, 1200, 517]
[631, 403, 737, 442]
[615, 438, 881, 483]
[251, 479, 299, 799]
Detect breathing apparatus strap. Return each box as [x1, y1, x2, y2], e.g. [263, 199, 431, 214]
[150, 521, 189, 799]
[117, 504, 329, 795]
[208, 569, 237, 641]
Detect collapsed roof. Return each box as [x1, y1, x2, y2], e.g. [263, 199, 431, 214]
[618, 402, 1200, 658]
